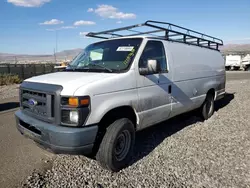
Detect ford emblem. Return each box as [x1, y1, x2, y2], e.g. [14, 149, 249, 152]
[28, 99, 38, 107]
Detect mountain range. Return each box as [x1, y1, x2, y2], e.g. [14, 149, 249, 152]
[1, 44, 250, 62]
[0, 48, 82, 62]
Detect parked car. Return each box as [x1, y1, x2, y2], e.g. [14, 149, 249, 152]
[15, 21, 225, 172]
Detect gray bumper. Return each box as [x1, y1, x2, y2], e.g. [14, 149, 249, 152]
[15, 110, 98, 155]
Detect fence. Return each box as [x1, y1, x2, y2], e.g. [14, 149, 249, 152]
[0, 64, 61, 80]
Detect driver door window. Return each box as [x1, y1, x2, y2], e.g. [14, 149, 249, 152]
[139, 41, 167, 73]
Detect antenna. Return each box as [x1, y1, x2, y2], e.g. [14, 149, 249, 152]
[55, 30, 58, 54]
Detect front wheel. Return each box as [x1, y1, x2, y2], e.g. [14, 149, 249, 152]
[96, 118, 135, 172]
[200, 93, 215, 120]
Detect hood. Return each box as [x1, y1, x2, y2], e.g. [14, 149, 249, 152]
[25, 72, 117, 96]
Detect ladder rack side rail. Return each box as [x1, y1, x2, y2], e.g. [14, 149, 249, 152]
[85, 34, 109, 39]
[146, 20, 223, 44]
[86, 23, 146, 37]
[167, 39, 219, 51]
[145, 22, 222, 47]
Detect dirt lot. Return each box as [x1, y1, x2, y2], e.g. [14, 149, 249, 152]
[0, 72, 250, 188]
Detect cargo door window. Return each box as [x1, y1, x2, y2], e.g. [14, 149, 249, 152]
[139, 41, 168, 73]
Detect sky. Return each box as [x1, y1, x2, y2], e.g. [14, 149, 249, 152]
[0, 0, 250, 54]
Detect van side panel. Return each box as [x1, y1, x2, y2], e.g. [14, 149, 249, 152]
[165, 42, 225, 117]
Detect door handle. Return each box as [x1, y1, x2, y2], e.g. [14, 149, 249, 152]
[168, 85, 172, 94]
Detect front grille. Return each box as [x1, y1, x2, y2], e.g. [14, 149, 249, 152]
[21, 89, 54, 120]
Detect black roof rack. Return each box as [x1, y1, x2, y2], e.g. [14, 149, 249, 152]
[86, 20, 223, 51]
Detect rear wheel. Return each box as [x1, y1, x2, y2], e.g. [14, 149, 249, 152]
[96, 118, 135, 172]
[200, 93, 215, 120]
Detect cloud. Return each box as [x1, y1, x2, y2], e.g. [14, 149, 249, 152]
[46, 26, 77, 31]
[88, 5, 136, 19]
[74, 20, 96, 26]
[87, 8, 94, 12]
[40, 19, 64, 25]
[116, 21, 122, 24]
[7, 0, 51, 7]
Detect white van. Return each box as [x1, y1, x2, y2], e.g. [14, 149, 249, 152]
[15, 21, 225, 172]
[225, 55, 242, 70]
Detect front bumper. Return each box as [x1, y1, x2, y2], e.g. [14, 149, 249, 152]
[15, 110, 98, 155]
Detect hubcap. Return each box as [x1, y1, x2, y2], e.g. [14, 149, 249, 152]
[114, 130, 131, 161]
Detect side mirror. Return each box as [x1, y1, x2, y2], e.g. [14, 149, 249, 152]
[139, 59, 160, 75]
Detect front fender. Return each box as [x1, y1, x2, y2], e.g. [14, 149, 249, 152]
[85, 89, 139, 125]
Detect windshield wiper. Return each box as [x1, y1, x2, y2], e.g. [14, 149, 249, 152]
[88, 63, 113, 73]
[66, 63, 113, 73]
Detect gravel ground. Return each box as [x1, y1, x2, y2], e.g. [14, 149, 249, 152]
[0, 84, 19, 100]
[21, 80, 250, 188]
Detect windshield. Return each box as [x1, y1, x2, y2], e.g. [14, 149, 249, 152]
[67, 38, 142, 73]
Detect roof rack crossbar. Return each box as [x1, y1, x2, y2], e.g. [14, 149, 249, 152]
[86, 20, 223, 51]
[126, 29, 164, 37]
[106, 33, 124, 37]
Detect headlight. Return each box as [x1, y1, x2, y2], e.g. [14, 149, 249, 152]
[61, 96, 90, 127]
[69, 111, 79, 123]
[61, 110, 79, 126]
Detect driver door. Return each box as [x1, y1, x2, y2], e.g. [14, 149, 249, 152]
[137, 40, 172, 129]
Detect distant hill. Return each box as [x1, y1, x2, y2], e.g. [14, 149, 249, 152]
[55, 48, 82, 57]
[220, 44, 250, 54]
[0, 53, 17, 57]
[1, 44, 250, 62]
[0, 48, 83, 62]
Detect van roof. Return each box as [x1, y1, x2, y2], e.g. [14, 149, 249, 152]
[86, 20, 223, 51]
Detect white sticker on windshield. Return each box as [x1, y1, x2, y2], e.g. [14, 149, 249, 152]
[117, 46, 134, 51]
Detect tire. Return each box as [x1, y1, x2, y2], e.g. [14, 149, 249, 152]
[246, 66, 250, 71]
[96, 118, 135, 172]
[200, 93, 215, 120]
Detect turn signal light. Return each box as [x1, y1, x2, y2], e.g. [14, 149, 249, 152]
[68, 97, 90, 107]
[68, 97, 78, 106]
[80, 98, 89, 105]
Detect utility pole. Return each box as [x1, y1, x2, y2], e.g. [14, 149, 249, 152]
[54, 48, 57, 63]
[55, 30, 58, 54]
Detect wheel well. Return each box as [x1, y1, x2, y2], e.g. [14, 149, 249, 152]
[92, 106, 137, 155]
[99, 106, 136, 129]
[207, 88, 215, 99]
